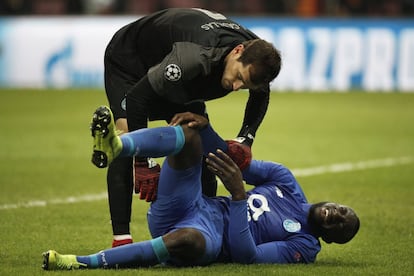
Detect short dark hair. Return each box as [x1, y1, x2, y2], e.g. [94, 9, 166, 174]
[238, 39, 282, 87]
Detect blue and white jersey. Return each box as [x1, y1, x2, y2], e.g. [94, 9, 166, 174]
[221, 160, 321, 264]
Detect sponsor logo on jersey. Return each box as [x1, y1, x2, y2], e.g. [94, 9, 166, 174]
[164, 64, 182, 82]
[283, 219, 301, 233]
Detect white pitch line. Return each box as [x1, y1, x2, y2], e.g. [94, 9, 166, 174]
[291, 156, 414, 177]
[0, 192, 108, 211]
[1, 156, 413, 211]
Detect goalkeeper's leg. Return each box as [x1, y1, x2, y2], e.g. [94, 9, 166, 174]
[201, 160, 217, 197]
[107, 156, 134, 247]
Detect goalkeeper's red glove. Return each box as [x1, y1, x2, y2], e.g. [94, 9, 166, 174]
[134, 157, 160, 202]
[225, 140, 252, 171]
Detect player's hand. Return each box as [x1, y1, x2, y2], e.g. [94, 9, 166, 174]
[169, 112, 209, 129]
[206, 149, 246, 201]
[134, 158, 160, 202]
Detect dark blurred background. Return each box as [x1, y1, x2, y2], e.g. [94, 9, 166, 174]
[1, 0, 413, 17]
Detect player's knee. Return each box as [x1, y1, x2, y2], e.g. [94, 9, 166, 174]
[167, 126, 202, 169]
[181, 126, 202, 155]
[181, 125, 199, 144]
[164, 228, 206, 264]
[179, 228, 205, 254]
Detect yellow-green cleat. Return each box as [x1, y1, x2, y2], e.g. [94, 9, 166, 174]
[90, 105, 123, 168]
[42, 250, 87, 270]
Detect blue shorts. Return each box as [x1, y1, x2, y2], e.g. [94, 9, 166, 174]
[147, 158, 224, 265]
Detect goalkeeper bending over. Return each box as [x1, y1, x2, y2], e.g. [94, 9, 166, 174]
[42, 106, 359, 270]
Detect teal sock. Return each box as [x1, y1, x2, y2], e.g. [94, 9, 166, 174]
[150, 236, 170, 262]
[119, 126, 185, 158]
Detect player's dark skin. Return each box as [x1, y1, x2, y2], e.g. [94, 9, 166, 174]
[155, 112, 359, 265]
[308, 202, 359, 244]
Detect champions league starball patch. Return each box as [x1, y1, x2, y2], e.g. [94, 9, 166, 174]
[164, 64, 182, 82]
[283, 219, 301, 233]
[121, 97, 127, 111]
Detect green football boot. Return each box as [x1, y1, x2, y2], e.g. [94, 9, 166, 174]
[42, 250, 87, 270]
[90, 105, 122, 168]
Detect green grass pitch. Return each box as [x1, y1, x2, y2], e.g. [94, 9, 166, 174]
[0, 89, 413, 275]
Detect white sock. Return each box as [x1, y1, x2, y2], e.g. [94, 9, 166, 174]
[113, 234, 132, 241]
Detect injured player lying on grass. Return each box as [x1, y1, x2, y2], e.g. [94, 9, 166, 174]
[42, 106, 359, 269]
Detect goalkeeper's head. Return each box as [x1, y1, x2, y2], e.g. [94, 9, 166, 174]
[239, 39, 282, 87]
[308, 202, 360, 244]
[221, 39, 281, 91]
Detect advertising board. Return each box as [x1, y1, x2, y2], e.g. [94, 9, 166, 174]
[0, 16, 413, 91]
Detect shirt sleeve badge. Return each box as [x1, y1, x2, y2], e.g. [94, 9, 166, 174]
[164, 64, 182, 82]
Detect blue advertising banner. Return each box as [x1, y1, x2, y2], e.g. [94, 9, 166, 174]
[0, 16, 413, 91]
[235, 17, 414, 92]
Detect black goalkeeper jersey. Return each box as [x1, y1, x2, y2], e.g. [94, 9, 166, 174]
[106, 8, 270, 138]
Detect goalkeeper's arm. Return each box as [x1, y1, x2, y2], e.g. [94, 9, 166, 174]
[237, 86, 270, 147]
